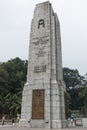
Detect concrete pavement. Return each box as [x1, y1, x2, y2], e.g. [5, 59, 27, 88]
[0, 125, 87, 130]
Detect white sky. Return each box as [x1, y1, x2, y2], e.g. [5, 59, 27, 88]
[0, 0, 87, 75]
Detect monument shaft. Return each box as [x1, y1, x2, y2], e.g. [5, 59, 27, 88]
[19, 1, 66, 129]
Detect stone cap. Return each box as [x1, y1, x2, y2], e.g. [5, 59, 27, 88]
[36, 1, 51, 7]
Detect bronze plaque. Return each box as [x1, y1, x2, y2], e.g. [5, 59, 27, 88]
[32, 89, 44, 119]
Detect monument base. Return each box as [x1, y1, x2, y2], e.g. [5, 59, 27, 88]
[51, 119, 67, 128]
[30, 120, 48, 128]
[19, 119, 50, 128]
[19, 119, 30, 127]
[19, 119, 67, 129]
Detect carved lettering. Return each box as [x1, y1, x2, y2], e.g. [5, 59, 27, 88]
[34, 65, 46, 73]
[33, 35, 49, 40]
[36, 50, 46, 57]
[32, 39, 49, 45]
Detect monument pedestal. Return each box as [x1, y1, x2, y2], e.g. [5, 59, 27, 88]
[19, 119, 67, 128]
[19, 119, 30, 127]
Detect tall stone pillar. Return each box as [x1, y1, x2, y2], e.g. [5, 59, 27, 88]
[19, 1, 66, 129]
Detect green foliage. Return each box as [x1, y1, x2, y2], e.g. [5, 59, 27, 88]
[63, 67, 84, 90]
[63, 67, 87, 117]
[0, 57, 27, 116]
[79, 83, 87, 117]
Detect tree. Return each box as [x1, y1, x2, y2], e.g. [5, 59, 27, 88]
[63, 67, 85, 111]
[0, 68, 9, 97]
[63, 67, 84, 91]
[79, 84, 87, 117]
[0, 57, 27, 116]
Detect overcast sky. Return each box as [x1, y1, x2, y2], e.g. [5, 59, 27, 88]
[0, 0, 87, 75]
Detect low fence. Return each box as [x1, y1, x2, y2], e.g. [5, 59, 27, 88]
[67, 118, 83, 127]
[75, 118, 82, 126]
[0, 115, 19, 126]
[0, 119, 19, 125]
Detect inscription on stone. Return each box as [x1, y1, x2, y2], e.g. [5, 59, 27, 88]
[32, 36, 49, 58]
[36, 47, 46, 57]
[32, 38, 49, 45]
[34, 65, 46, 73]
[32, 89, 44, 119]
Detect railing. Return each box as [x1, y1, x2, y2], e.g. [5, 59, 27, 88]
[67, 118, 83, 127]
[0, 119, 19, 126]
[75, 118, 82, 126]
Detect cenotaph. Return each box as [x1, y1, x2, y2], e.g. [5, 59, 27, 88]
[19, 1, 66, 128]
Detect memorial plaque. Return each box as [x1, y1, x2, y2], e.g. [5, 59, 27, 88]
[32, 89, 44, 119]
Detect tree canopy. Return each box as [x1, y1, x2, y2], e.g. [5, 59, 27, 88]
[0, 57, 27, 116]
[63, 67, 87, 117]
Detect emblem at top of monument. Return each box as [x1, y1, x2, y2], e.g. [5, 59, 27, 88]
[38, 19, 45, 28]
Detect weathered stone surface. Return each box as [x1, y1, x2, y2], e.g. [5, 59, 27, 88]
[19, 1, 66, 129]
[82, 118, 87, 127]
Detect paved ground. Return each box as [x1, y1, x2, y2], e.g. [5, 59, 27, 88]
[0, 126, 87, 130]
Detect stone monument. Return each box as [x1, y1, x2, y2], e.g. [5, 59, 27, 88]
[19, 1, 66, 129]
